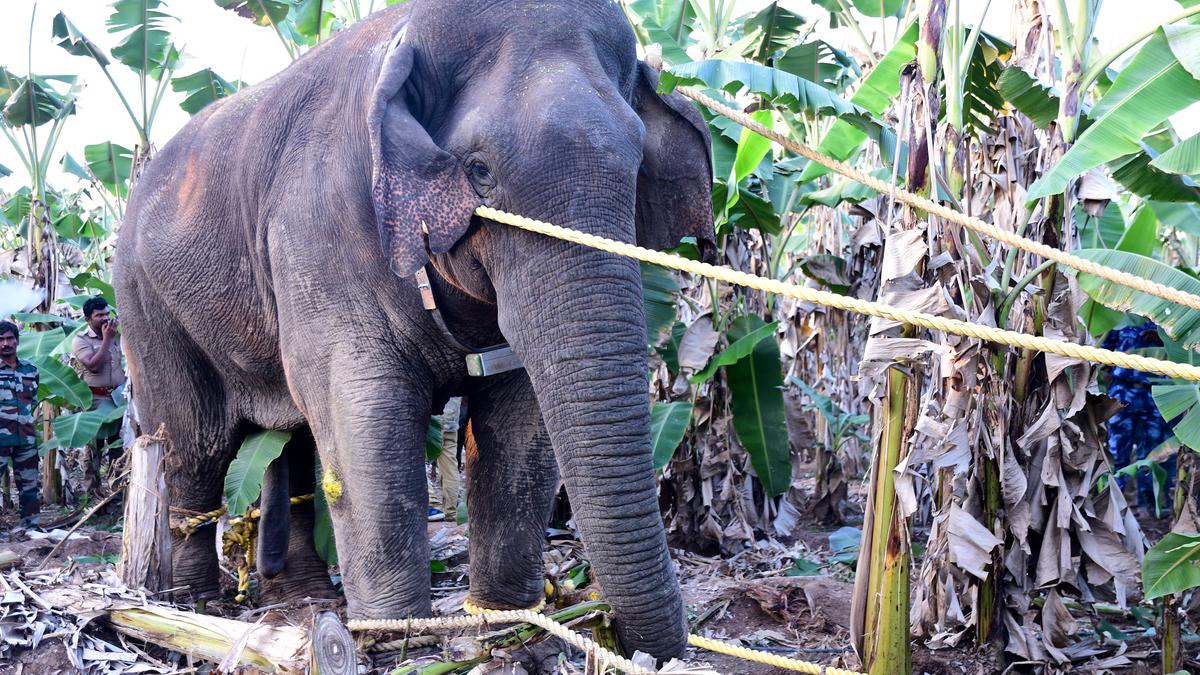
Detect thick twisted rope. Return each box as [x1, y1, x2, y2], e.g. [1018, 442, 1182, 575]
[676, 87, 1200, 316]
[477, 206, 1200, 381]
[349, 611, 864, 675]
[687, 634, 862, 675]
[349, 611, 653, 674]
[169, 494, 315, 536]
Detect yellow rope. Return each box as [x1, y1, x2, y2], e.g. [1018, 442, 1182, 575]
[349, 611, 863, 675]
[463, 596, 546, 615]
[170, 494, 315, 536]
[676, 87, 1200, 316]
[688, 634, 862, 675]
[477, 206, 1200, 382]
[349, 611, 653, 674]
[169, 494, 316, 602]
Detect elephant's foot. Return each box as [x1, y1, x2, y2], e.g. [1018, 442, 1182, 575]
[465, 575, 546, 613]
[258, 553, 336, 604]
[171, 531, 220, 603]
[258, 507, 337, 604]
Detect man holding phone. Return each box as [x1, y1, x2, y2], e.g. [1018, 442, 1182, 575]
[72, 297, 125, 485]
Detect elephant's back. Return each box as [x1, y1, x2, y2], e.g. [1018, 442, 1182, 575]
[117, 3, 411, 299]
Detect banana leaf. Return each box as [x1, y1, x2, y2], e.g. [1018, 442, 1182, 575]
[1150, 132, 1200, 175]
[1028, 31, 1200, 201]
[171, 69, 240, 115]
[225, 430, 292, 517]
[741, 2, 808, 62]
[659, 59, 895, 160]
[108, 0, 177, 78]
[1110, 148, 1200, 203]
[33, 356, 92, 409]
[798, 21, 917, 181]
[723, 315, 791, 497]
[642, 262, 679, 347]
[650, 401, 693, 469]
[1074, 248, 1200, 348]
[1142, 533, 1200, 601]
[50, 408, 110, 449]
[84, 142, 134, 198]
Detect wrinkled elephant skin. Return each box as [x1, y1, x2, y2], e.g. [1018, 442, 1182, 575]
[115, 0, 713, 659]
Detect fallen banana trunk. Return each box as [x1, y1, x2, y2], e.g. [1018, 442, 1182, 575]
[104, 606, 356, 674]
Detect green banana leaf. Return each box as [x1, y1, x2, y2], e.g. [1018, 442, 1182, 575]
[741, 2, 808, 62]
[1028, 30, 1200, 201]
[50, 408, 114, 449]
[661, 59, 858, 117]
[1110, 149, 1200, 203]
[2, 76, 72, 128]
[689, 319, 779, 384]
[1165, 24, 1200, 79]
[1073, 248, 1200, 348]
[84, 142, 134, 198]
[52, 12, 111, 66]
[626, 0, 696, 66]
[723, 315, 791, 497]
[225, 429, 292, 517]
[641, 262, 679, 347]
[1152, 383, 1200, 451]
[1142, 532, 1200, 601]
[959, 34, 1010, 133]
[108, 0, 177, 78]
[33, 356, 92, 409]
[997, 67, 1058, 128]
[1150, 132, 1200, 175]
[1077, 202, 1125, 249]
[171, 69, 240, 115]
[798, 21, 917, 182]
[1079, 206, 1159, 336]
[850, 0, 904, 18]
[775, 39, 857, 91]
[17, 329, 72, 360]
[650, 401, 693, 469]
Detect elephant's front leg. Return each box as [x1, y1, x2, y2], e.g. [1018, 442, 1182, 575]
[315, 373, 433, 619]
[465, 371, 559, 610]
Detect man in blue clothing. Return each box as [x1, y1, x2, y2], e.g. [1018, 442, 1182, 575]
[1102, 321, 1174, 513]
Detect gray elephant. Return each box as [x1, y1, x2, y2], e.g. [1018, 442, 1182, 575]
[114, 0, 714, 659]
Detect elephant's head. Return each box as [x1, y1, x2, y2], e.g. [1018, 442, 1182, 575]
[367, 0, 715, 658]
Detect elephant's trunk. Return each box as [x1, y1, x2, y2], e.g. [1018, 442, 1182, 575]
[491, 229, 686, 659]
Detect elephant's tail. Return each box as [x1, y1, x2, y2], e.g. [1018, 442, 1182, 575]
[256, 453, 291, 578]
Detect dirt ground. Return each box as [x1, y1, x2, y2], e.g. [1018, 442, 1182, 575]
[1, 475, 1196, 674]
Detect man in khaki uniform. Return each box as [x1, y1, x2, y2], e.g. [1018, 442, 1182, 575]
[71, 296, 125, 485]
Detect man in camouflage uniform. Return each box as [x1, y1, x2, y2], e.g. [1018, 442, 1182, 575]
[0, 320, 41, 529]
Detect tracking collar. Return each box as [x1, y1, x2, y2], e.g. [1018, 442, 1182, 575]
[415, 267, 522, 377]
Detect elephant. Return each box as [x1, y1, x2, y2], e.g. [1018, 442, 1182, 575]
[114, 0, 714, 659]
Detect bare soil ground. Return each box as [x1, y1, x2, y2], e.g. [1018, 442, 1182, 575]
[1, 480, 1196, 674]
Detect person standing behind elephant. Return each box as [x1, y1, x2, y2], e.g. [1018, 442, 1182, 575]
[0, 321, 41, 530]
[429, 397, 466, 522]
[71, 296, 125, 486]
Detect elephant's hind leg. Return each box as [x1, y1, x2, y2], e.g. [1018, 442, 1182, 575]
[464, 371, 559, 610]
[123, 317, 240, 601]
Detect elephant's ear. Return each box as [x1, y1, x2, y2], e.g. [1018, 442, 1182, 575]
[369, 38, 477, 276]
[632, 62, 717, 263]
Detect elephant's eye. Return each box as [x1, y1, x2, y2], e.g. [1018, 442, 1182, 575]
[466, 160, 495, 195]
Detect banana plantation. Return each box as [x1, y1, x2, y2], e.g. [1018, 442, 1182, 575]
[2, 0, 1200, 673]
